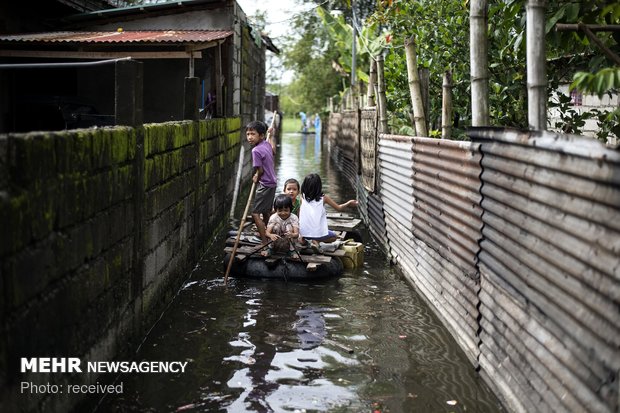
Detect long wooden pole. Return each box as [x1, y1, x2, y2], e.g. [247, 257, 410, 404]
[224, 180, 256, 283]
[224, 117, 276, 283]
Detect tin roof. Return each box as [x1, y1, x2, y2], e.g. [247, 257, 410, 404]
[0, 30, 233, 44]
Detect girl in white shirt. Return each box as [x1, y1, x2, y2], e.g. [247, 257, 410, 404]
[299, 173, 358, 248]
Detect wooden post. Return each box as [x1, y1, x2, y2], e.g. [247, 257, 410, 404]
[367, 59, 377, 107]
[115, 59, 143, 127]
[183, 77, 200, 121]
[404, 35, 428, 137]
[527, 0, 547, 130]
[215, 42, 223, 117]
[376, 54, 389, 134]
[470, 0, 489, 126]
[442, 70, 453, 139]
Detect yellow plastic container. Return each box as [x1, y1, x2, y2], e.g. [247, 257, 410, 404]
[342, 241, 364, 269]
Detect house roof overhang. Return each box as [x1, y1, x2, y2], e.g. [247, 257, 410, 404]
[0, 29, 233, 60]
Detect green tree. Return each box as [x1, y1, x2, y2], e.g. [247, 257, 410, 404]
[370, 0, 618, 140]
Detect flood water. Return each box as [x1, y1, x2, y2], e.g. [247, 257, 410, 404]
[93, 130, 502, 412]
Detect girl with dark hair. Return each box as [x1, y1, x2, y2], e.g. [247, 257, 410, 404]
[299, 173, 358, 249]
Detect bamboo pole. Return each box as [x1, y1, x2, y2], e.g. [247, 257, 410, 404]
[526, 0, 547, 130]
[470, 0, 489, 126]
[367, 59, 377, 107]
[404, 35, 428, 137]
[442, 70, 453, 139]
[376, 55, 389, 134]
[419, 67, 430, 128]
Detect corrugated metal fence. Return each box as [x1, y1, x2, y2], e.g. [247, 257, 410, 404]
[328, 111, 620, 413]
[469, 128, 620, 413]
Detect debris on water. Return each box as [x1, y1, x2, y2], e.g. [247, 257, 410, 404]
[447, 399, 458, 405]
[176, 402, 197, 411]
[399, 335, 407, 339]
[182, 281, 199, 290]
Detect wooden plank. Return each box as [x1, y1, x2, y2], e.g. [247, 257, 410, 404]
[224, 244, 268, 255]
[327, 219, 361, 230]
[306, 263, 319, 271]
[327, 212, 355, 219]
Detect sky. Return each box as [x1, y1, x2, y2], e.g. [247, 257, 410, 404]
[236, 0, 318, 84]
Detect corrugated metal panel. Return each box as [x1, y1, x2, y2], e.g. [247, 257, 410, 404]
[360, 108, 377, 192]
[470, 127, 620, 413]
[377, 135, 413, 262]
[0, 30, 233, 44]
[411, 137, 483, 278]
[377, 133, 482, 364]
[356, 176, 390, 256]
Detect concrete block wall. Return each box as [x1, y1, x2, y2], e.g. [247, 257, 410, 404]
[0, 117, 241, 412]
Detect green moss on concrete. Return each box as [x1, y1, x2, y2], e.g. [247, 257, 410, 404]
[111, 128, 129, 164]
[14, 132, 57, 186]
[5, 193, 28, 254]
[73, 130, 93, 171]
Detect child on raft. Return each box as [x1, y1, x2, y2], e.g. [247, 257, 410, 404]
[283, 178, 301, 217]
[299, 173, 358, 251]
[246, 120, 277, 245]
[263, 194, 300, 257]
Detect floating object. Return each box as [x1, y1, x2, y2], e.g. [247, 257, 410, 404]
[341, 240, 364, 269]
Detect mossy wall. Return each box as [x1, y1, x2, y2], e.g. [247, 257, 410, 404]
[0, 117, 242, 412]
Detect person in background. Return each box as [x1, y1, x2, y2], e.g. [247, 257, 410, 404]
[314, 113, 321, 131]
[283, 178, 301, 217]
[299, 173, 358, 251]
[246, 120, 277, 245]
[299, 111, 307, 133]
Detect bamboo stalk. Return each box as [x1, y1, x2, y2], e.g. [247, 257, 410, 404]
[442, 70, 453, 139]
[419, 67, 430, 128]
[404, 35, 428, 137]
[470, 0, 489, 126]
[367, 59, 377, 107]
[376, 55, 389, 134]
[526, 0, 547, 130]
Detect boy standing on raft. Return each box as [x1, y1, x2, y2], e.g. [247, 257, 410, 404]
[246, 120, 277, 245]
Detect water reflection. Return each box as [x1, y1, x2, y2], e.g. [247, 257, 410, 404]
[92, 132, 502, 413]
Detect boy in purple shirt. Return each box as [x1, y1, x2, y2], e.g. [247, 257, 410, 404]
[246, 120, 277, 244]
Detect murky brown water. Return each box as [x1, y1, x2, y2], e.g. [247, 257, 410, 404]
[93, 130, 502, 412]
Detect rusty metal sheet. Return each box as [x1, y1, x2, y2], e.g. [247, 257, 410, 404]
[411, 137, 483, 278]
[470, 127, 620, 413]
[383, 213, 480, 365]
[0, 30, 233, 44]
